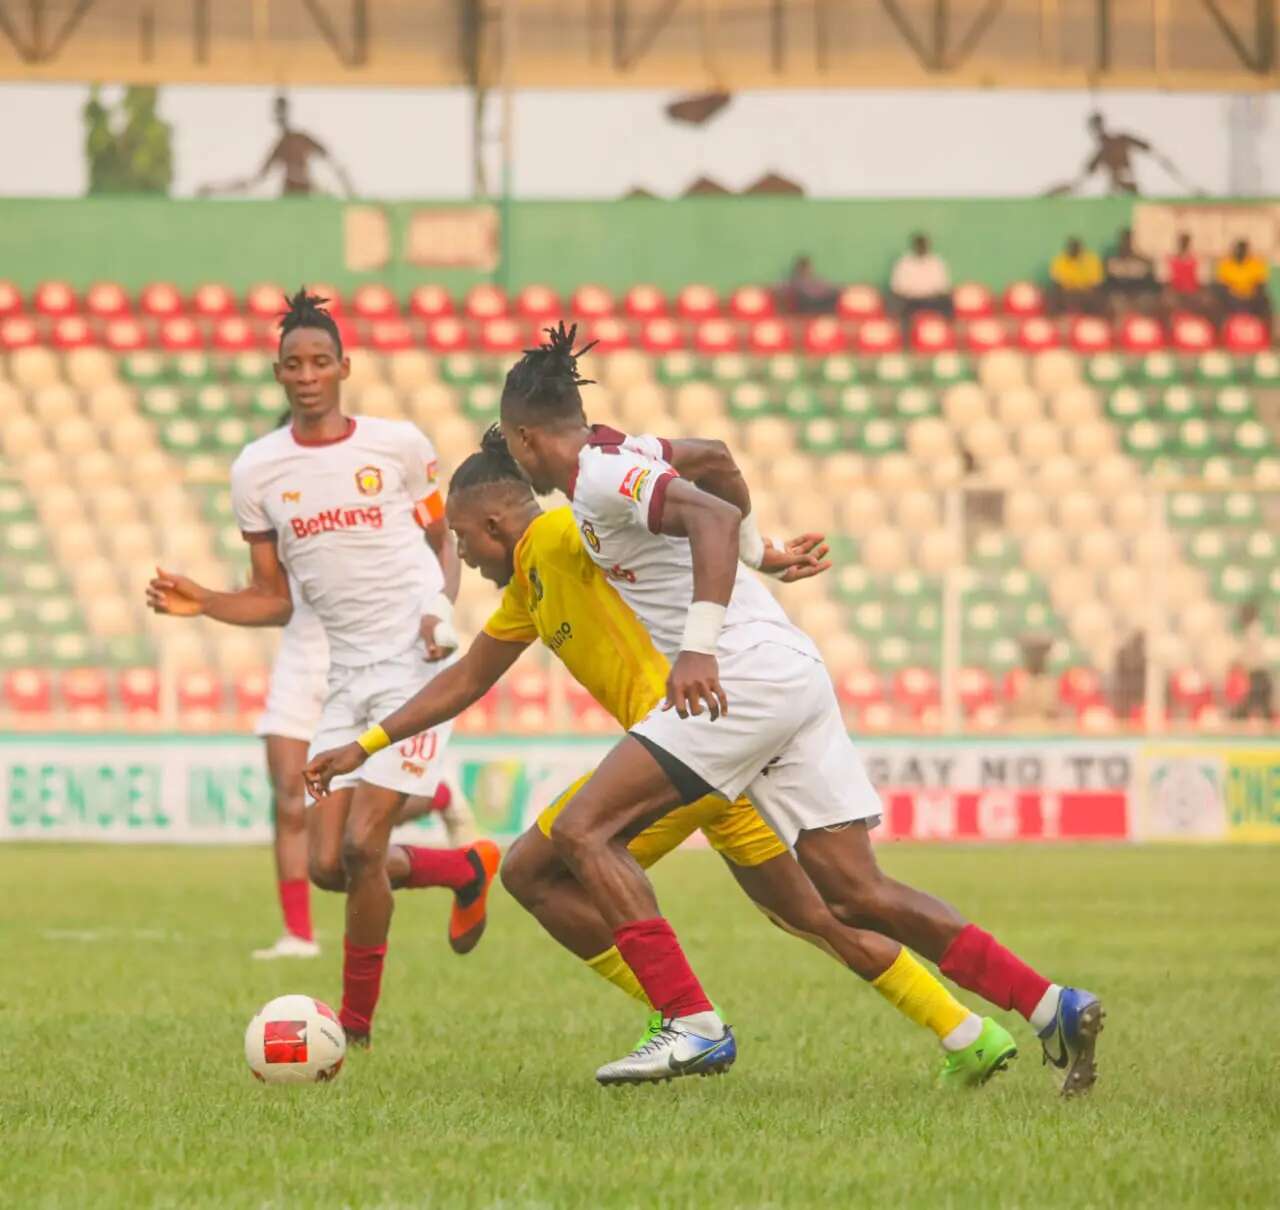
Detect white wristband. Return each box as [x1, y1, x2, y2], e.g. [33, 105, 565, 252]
[681, 601, 726, 655]
[426, 592, 458, 655]
[738, 513, 766, 570]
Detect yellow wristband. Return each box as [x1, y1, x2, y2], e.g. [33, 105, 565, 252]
[356, 725, 391, 756]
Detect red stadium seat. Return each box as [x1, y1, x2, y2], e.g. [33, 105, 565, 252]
[234, 668, 270, 715]
[565, 680, 614, 732]
[368, 320, 414, 352]
[910, 313, 956, 353]
[952, 282, 995, 320]
[858, 701, 897, 731]
[247, 283, 288, 321]
[676, 284, 720, 321]
[212, 317, 256, 353]
[408, 284, 454, 320]
[0, 316, 38, 350]
[639, 317, 684, 353]
[693, 318, 739, 355]
[802, 316, 849, 355]
[104, 318, 149, 352]
[893, 667, 940, 714]
[177, 668, 223, 717]
[425, 317, 470, 352]
[1170, 311, 1215, 353]
[85, 282, 130, 319]
[1059, 666, 1103, 710]
[507, 666, 551, 732]
[5, 668, 52, 715]
[334, 318, 361, 350]
[1169, 668, 1214, 715]
[160, 317, 205, 352]
[1224, 313, 1270, 354]
[0, 279, 22, 318]
[480, 317, 524, 354]
[958, 667, 996, 713]
[34, 280, 78, 318]
[1001, 667, 1027, 702]
[964, 316, 1010, 353]
[1078, 702, 1117, 730]
[1223, 666, 1252, 710]
[1068, 316, 1112, 353]
[515, 285, 562, 323]
[1016, 316, 1060, 351]
[119, 667, 161, 716]
[306, 283, 344, 314]
[623, 285, 668, 320]
[837, 285, 884, 321]
[855, 317, 902, 354]
[728, 285, 775, 320]
[191, 282, 237, 319]
[969, 701, 1002, 731]
[455, 687, 500, 734]
[139, 282, 184, 320]
[351, 283, 400, 321]
[747, 318, 793, 354]
[1119, 315, 1165, 353]
[52, 316, 96, 349]
[61, 667, 110, 715]
[585, 317, 632, 353]
[1002, 281, 1044, 317]
[464, 284, 508, 321]
[835, 667, 884, 709]
[571, 285, 615, 319]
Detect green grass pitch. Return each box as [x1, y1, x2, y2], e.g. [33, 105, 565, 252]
[2, 843, 1278, 1208]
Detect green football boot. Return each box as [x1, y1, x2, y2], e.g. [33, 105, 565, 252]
[938, 1017, 1018, 1089]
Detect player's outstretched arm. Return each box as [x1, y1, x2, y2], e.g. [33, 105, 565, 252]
[303, 631, 528, 798]
[145, 540, 292, 627]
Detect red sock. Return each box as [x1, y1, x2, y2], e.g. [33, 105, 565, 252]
[402, 845, 474, 890]
[613, 917, 713, 1019]
[277, 878, 312, 942]
[431, 781, 452, 812]
[339, 938, 387, 1035]
[939, 924, 1051, 1021]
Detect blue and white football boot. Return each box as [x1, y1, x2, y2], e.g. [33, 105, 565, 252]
[595, 1017, 737, 1086]
[1039, 987, 1105, 1097]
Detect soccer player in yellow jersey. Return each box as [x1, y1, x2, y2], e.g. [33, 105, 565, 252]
[306, 428, 1018, 1088]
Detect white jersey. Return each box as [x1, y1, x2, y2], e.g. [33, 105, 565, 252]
[276, 577, 330, 670]
[231, 416, 445, 670]
[568, 426, 819, 666]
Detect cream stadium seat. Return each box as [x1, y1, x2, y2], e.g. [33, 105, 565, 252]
[1038, 454, 1081, 496]
[72, 449, 123, 490]
[146, 484, 199, 526]
[73, 557, 121, 599]
[1110, 491, 1149, 535]
[1050, 385, 1101, 426]
[821, 451, 866, 495]
[53, 522, 100, 569]
[9, 346, 60, 390]
[52, 416, 99, 458]
[106, 414, 156, 459]
[87, 595, 136, 639]
[1058, 491, 1102, 535]
[768, 453, 814, 495]
[65, 347, 117, 391]
[1164, 564, 1208, 610]
[216, 630, 264, 676]
[39, 485, 82, 529]
[977, 350, 1026, 392]
[355, 381, 401, 418]
[780, 489, 838, 533]
[31, 383, 80, 426]
[744, 416, 795, 459]
[109, 521, 155, 565]
[819, 633, 867, 676]
[1094, 453, 1139, 497]
[620, 383, 670, 432]
[1149, 629, 1189, 671]
[1068, 421, 1116, 464]
[601, 350, 652, 393]
[1023, 527, 1068, 576]
[995, 386, 1042, 430]
[895, 489, 940, 534]
[673, 382, 725, 430]
[1104, 565, 1147, 622]
[1133, 528, 1177, 570]
[16, 449, 62, 490]
[981, 454, 1022, 488]
[942, 382, 988, 429]
[841, 487, 887, 536]
[1069, 600, 1114, 649]
[917, 528, 962, 574]
[1178, 599, 1220, 643]
[1078, 528, 1122, 572]
[1015, 418, 1064, 466]
[0, 380, 25, 424]
[695, 417, 738, 450]
[2, 413, 46, 458]
[86, 382, 137, 428]
[433, 416, 479, 466]
[862, 526, 909, 574]
[1030, 349, 1081, 392]
[1004, 488, 1047, 535]
[747, 491, 784, 536]
[388, 350, 436, 392]
[875, 452, 922, 495]
[344, 350, 383, 389]
[906, 417, 953, 463]
[157, 630, 210, 674]
[1050, 566, 1095, 613]
[162, 524, 211, 566]
[797, 599, 844, 638]
[963, 416, 1009, 464]
[406, 383, 459, 430]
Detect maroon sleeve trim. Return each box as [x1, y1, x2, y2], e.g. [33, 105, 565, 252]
[242, 530, 276, 544]
[658, 437, 674, 462]
[647, 470, 678, 534]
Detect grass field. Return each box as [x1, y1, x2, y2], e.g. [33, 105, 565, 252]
[3, 842, 1278, 1209]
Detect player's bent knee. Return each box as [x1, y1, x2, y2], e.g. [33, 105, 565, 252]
[340, 833, 382, 880]
[309, 856, 345, 892]
[275, 794, 308, 832]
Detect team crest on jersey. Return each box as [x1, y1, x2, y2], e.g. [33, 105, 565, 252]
[580, 520, 600, 552]
[618, 466, 650, 503]
[355, 466, 383, 496]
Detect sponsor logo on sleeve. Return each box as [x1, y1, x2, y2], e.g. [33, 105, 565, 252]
[426, 458, 439, 484]
[580, 520, 600, 552]
[355, 466, 383, 496]
[618, 465, 650, 503]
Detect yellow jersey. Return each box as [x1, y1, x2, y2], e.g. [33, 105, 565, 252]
[1050, 250, 1103, 291]
[1216, 255, 1268, 299]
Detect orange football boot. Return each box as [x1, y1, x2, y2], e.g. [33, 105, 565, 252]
[448, 840, 500, 955]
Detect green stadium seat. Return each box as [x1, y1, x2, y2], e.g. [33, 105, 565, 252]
[709, 354, 750, 387]
[250, 384, 286, 422]
[1137, 352, 1178, 386]
[984, 637, 1022, 672]
[834, 565, 877, 604]
[1167, 491, 1215, 527]
[172, 352, 213, 386]
[462, 383, 501, 422]
[1214, 387, 1253, 420]
[160, 417, 204, 456]
[1196, 351, 1234, 385]
[1000, 569, 1042, 603]
[1233, 420, 1272, 458]
[1250, 351, 1280, 385]
[971, 531, 1019, 571]
[215, 524, 245, 560]
[826, 535, 859, 566]
[32, 595, 82, 635]
[1160, 386, 1198, 420]
[1244, 531, 1278, 566]
[4, 521, 48, 559]
[890, 570, 937, 603]
[858, 418, 904, 455]
[871, 354, 913, 386]
[101, 634, 154, 667]
[0, 595, 20, 628]
[0, 484, 34, 523]
[876, 635, 914, 671]
[1019, 600, 1055, 631]
[894, 387, 938, 419]
[47, 631, 93, 667]
[727, 382, 773, 421]
[799, 417, 844, 455]
[1216, 564, 1258, 604]
[0, 631, 37, 667]
[196, 486, 236, 525]
[1223, 492, 1261, 527]
[817, 355, 858, 388]
[1107, 387, 1148, 422]
[194, 385, 235, 419]
[1186, 529, 1231, 568]
[141, 385, 185, 420]
[17, 561, 67, 594]
[904, 601, 941, 641]
[440, 353, 483, 386]
[764, 355, 805, 387]
[835, 385, 875, 420]
[926, 352, 970, 385]
[964, 598, 1003, 638]
[120, 351, 167, 386]
[849, 599, 888, 639]
[1085, 354, 1127, 387]
[1176, 419, 1215, 459]
[229, 352, 274, 384]
[781, 385, 826, 421]
[211, 417, 251, 453]
[1124, 419, 1167, 461]
[655, 352, 702, 386]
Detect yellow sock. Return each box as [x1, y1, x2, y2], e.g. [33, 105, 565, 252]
[585, 946, 653, 1008]
[871, 948, 973, 1042]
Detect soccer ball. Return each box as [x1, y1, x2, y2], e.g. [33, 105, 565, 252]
[244, 994, 346, 1085]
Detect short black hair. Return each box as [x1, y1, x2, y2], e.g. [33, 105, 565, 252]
[499, 321, 596, 425]
[448, 424, 535, 502]
[278, 287, 342, 358]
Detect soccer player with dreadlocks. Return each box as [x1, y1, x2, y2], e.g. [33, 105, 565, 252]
[449, 324, 1101, 1089]
[305, 425, 1015, 1088]
[146, 289, 499, 1044]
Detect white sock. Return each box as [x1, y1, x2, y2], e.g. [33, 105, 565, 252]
[1029, 984, 1063, 1034]
[674, 1010, 724, 1040]
[941, 1012, 984, 1053]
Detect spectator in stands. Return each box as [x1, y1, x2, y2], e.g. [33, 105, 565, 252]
[1215, 238, 1272, 321]
[1233, 601, 1274, 722]
[1007, 637, 1057, 726]
[1048, 236, 1103, 314]
[1160, 231, 1208, 317]
[889, 233, 952, 333]
[780, 255, 840, 314]
[1112, 631, 1146, 721]
[1103, 227, 1156, 316]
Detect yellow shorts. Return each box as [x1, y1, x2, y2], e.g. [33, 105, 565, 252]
[537, 772, 785, 869]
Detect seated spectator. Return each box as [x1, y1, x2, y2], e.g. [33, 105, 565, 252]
[1049, 236, 1104, 315]
[1233, 601, 1274, 722]
[1103, 227, 1156, 316]
[1007, 636, 1058, 726]
[1215, 238, 1272, 321]
[1112, 631, 1146, 721]
[1160, 231, 1208, 317]
[889, 233, 952, 331]
[780, 255, 839, 314]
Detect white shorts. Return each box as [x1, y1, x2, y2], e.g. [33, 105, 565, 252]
[307, 646, 454, 798]
[630, 642, 882, 848]
[255, 637, 328, 743]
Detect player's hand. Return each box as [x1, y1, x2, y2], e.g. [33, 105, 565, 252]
[303, 742, 367, 799]
[664, 652, 728, 721]
[145, 567, 209, 617]
[760, 533, 831, 582]
[419, 613, 459, 662]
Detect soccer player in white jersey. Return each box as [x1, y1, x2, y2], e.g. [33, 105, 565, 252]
[494, 324, 1104, 1094]
[147, 290, 500, 1044]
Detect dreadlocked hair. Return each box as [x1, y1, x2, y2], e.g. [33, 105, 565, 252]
[500, 321, 596, 421]
[278, 287, 343, 357]
[449, 424, 535, 499]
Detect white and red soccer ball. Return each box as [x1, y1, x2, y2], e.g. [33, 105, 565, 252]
[244, 994, 346, 1085]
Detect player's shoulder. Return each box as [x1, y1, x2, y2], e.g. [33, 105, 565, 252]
[354, 415, 437, 456]
[574, 426, 657, 500]
[523, 506, 580, 559]
[230, 425, 291, 481]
